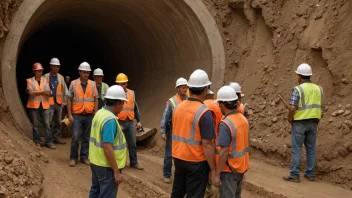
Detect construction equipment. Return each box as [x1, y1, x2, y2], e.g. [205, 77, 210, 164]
[135, 127, 157, 142]
[295, 63, 312, 76]
[216, 86, 238, 101]
[187, 69, 212, 88]
[175, 77, 187, 88]
[278, 94, 291, 110]
[228, 82, 245, 97]
[32, 63, 44, 71]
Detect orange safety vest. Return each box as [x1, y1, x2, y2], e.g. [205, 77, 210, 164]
[215, 111, 249, 173]
[237, 103, 244, 115]
[168, 94, 183, 112]
[44, 73, 66, 105]
[118, 89, 135, 120]
[71, 79, 96, 114]
[26, 77, 50, 109]
[172, 100, 209, 162]
[204, 99, 223, 133]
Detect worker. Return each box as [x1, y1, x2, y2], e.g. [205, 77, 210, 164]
[204, 89, 223, 133]
[89, 85, 127, 198]
[44, 57, 67, 145]
[283, 63, 323, 183]
[93, 68, 109, 110]
[213, 86, 249, 197]
[65, 76, 71, 88]
[67, 62, 98, 167]
[228, 82, 248, 118]
[115, 73, 143, 170]
[171, 69, 216, 198]
[26, 63, 55, 150]
[160, 77, 188, 183]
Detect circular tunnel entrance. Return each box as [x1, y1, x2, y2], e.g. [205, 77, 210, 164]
[2, 0, 225, 137]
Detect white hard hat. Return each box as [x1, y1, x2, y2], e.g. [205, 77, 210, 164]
[216, 86, 238, 102]
[206, 89, 214, 95]
[187, 69, 212, 88]
[104, 85, 128, 101]
[50, 58, 60, 65]
[78, 62, 91, 71]
[295, 63, 312, 76]
[228, 82, 245, 97]
[175, 77, 187, 88]
[93, 68, 104, 76]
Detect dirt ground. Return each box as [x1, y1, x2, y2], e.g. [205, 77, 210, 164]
[1, 0, 352, 197]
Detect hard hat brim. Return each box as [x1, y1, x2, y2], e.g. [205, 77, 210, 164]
[175, 83, 187, 88]
[295, 71, 312, 76]
[79, 69, 92, 71]
[33, 68, 44, 71]
[187, 81, 212, 88]
[216, 97, 238, 102]
[50, 63, 61, 66]
[115, 80, 128, 83]
[94, 74, 104, 76]
[104, 96, 128, 101]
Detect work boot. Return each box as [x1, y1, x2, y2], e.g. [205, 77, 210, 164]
[130, 163, 144, 170]
[35, 144, 41, 150]
[283, 175, 300, 183]
[45, 144, 56, 150]
[69, 160, 76, 167]
[304, 175, 315, 181]
[163, 177, 171, 184]
[53, 139, 66, 145]
[80, 158, 90, 166]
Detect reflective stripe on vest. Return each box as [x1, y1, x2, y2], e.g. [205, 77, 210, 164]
[89, 108, 127, 168]
[169, 97, 178, 110]
[172, 104, 207, 146]
[296, 85, 323, 110]
[118, 89, 135, 120]
[216, 117, 249, 158]
[294, 83, 323, 120]
[72, 80, 95, 102]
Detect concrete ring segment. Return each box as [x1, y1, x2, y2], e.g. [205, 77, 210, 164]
[1, 0, 225, 138]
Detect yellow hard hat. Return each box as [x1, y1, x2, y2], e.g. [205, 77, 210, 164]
[115, 73, 128, 83]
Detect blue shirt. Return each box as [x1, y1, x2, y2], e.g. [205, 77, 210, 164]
[49, 74, 58, 97]
[160, 102, 173, 134]
[101, 107, 117, 143]
[217, 122, 231, 147]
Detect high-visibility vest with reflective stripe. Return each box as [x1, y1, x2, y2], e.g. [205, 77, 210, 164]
[215, 111, 249, 173]
[100, 83, 109, 100]
[172, 100, 208, 162]
[168, 94, 183, 112]
[71, 79, 96, 114]
[204, 99, 223, 133]
[293, 82, 323, 120]
[118, 89, 135, 120]
[26, 77, 50, 109]
[89, 108, 127, 168]
[44, 73, 65, 105]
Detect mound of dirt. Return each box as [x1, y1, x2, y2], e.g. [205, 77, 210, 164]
[203, 0, 352, 190]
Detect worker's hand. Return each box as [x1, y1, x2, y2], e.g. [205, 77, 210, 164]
[137, 122, 142, 128]
[161, 134, 166, 141]
[68, 115, 74, 124]
[212, 174, 221, 188]
[114, 171, 123, 185]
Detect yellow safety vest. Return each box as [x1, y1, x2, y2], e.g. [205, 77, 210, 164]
[101, 83, 109, 100]
[89, 108, 127, 168]
[294, 82, 323, 120]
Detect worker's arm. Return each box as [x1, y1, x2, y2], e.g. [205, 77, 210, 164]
[67, 83, 74, 123]
[200, 111, 217, 172]
[102, 119, 123, 184]
[160, 102, 172, 134]
[94, 85, 98, 114]
[62, 79, 69, 106]
[288, 88, 299, 124]
[134, 101, 141, 126]
[26, 82, 45, 97]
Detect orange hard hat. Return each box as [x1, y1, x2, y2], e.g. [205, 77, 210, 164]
[115, 73, 128, 83]
[32, 63, 44, 71]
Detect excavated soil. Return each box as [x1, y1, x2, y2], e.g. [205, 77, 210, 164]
[1, 0, 352, 197]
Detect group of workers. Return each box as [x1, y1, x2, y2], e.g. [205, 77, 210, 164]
[26, 57, 323, 198]
[26, 58, 144, 169]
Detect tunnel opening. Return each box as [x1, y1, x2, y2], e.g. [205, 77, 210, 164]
[2, 0, 225, 137]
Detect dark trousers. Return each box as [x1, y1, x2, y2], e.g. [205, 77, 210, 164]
[89, 164, 121, 198]
[171, 158, 209, 198]
[219, 172, 244, 198]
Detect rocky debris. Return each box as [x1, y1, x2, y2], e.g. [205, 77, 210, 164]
[343, 110, 351, 116]
[341, 124, 350, 135]
[341, 78, 349, 84]
[345, 120, 352, 129]
[272, 117, 278, 123]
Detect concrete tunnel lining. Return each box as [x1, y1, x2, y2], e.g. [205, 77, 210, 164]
[1, 0, 225, 138]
